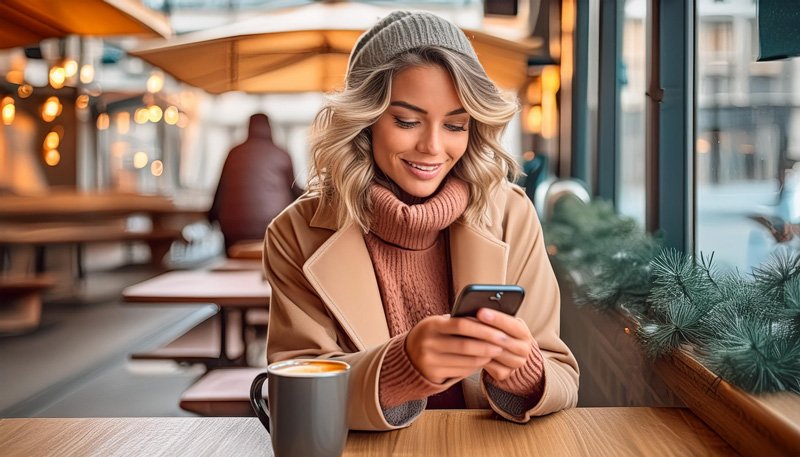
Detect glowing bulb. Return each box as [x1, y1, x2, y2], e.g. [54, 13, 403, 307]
[133, 151, 149, 169]
[76, 94, 89, 109]
[541, 66, 560, 93]
[80, 64, 94, 84]
[17, 84, 33, 98]
[163, 106, 179, 125]
[147, 71, 165, 93]
[44, 149, 61, 166]
[44, 131, 60, 150]
[63, 59, 78, 78]
[134, 108, 149, 124]
[526, 106, 542, 134]
[49, 66, 66, 89]
[96, 112, 110, 130]
[150, 160, 163, 176]
[2, 98, 14, 125]
[41, 96, 62, 122]
[148, 105, 162, 123]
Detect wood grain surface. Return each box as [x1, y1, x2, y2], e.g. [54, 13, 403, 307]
[0, 408, 737, 457]
[0, 418, 272, 457]
[655, 349, 800, 457]
[121, 270, 270, 306]
[345, 408, 737, 457]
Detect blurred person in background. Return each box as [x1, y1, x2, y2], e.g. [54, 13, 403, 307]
[209, 113, 303, 251]
[264, 11, 579, 431]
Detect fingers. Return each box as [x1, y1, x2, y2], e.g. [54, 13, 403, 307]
[476, 308, 531, 340]
[444, 315, 531, 358]
[435, 336, 503, 359]
[484, 361, 515, 381]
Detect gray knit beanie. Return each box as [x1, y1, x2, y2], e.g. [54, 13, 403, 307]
[346, 11, 480, 86]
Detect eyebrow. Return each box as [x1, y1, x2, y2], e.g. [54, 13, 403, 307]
[390, 101, 467, 116]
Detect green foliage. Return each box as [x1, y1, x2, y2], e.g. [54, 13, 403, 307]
[543, 199, 800, 394]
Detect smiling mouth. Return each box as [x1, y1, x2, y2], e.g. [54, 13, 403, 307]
[402, 159, 442, 171]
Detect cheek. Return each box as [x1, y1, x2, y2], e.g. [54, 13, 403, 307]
[447, 137, 469, 162]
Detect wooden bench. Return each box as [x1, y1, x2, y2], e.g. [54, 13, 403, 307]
[0, 275, 56, 334]
[0, 222, 184, 274]
[180, 367, 264, 416]
[131, 311, 245, 367]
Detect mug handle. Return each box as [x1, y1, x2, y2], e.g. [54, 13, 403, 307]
[249, 372, 270, 433]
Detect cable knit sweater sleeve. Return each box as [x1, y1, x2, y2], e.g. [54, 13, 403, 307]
[482, 339, 546, 418]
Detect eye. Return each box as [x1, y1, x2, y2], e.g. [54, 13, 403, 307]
[393, 117, 418, 129]
[445, 123, 467, 132]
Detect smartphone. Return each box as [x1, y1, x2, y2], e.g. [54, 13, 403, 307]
[450, 284, 525, 318]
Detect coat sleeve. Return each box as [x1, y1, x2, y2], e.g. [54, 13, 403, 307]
[263, 217, 419, 431]
[480, 186, 580, 422]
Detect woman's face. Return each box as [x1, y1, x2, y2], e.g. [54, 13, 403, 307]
[371, 64, 470, 198]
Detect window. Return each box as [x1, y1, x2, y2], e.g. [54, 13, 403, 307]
[616, 0, 647, 226]
[695, 0, 800, 271]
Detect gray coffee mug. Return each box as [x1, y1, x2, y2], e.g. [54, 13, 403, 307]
[250, 359, 350, 457]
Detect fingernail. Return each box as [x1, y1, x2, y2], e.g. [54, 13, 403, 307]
[481, 309, 494, 322]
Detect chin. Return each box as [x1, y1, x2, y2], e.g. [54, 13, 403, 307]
[398, 181, 443, 198]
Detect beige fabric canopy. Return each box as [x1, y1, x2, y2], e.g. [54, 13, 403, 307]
[130, 2, 541, 93]
[0, 0, 172, 49]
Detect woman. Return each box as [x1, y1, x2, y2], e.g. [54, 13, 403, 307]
[264, 10, 579, 431]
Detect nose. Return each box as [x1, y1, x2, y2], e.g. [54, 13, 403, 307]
[416, 124, 444, 156]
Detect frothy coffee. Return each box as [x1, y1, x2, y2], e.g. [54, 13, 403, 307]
[270, 360, 348, 377]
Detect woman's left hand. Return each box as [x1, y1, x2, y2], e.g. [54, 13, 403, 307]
[474, 308, 534, 381]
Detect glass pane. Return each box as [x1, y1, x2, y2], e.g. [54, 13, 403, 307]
[696, 0, 800, 272]
[617, 0, 647, 226]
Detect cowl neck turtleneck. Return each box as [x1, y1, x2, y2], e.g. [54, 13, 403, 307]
[368, 178, 469, 250]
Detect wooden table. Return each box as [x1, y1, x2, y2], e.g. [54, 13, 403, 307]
[0, 191, 208, 272]
[226, 240, 263, 260]
[0, 409, 737, 457]
[122, 269, 270, 366]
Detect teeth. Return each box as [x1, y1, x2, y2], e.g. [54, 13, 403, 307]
[406, 161, 438, 171]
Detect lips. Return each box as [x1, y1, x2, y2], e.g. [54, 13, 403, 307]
[401, 159, 443, 181]
[403, 159, 442, 171]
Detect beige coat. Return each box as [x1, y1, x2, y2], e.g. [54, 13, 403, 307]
[264, 182, 579, 431]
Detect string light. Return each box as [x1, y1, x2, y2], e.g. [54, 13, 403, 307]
[49, 66, 66, 89]
[76, 94, 89, 109]
[134, 107, 149, 124]
[80, 64, 94, 84]
[96, 112, 110, 130]
[2, 97, 14, 125]
[41, 96, 62, 122]
[148, 105, 163, 123]
[146, 71, 164, 93]
[44, 131, 60, 150]
[63, 59, 78, 78]
[164, 106, 179, 125]
[17, 84, 33, 98]
[133, 151, 149, 169]
[150, 160, 164, 177]
[44, 149, 61, 166]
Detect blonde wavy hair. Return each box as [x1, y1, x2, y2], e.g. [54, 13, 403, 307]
[307, 46, 520, 232]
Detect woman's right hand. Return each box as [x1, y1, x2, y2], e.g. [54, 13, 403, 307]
[404, 315, 508, 384]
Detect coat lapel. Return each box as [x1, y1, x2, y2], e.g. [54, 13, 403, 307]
[449, 221, 509, 297]
[302, 201, 509, 352]
[303, 221, 390, 351]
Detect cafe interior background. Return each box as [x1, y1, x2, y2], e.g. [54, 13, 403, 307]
[0, 0, 798, 453]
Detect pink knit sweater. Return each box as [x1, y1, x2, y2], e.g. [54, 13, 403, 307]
[364, 178, 545, 411]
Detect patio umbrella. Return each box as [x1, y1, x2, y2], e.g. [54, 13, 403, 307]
[130, 2, 541, 94]
[0, 0, 172, 50]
